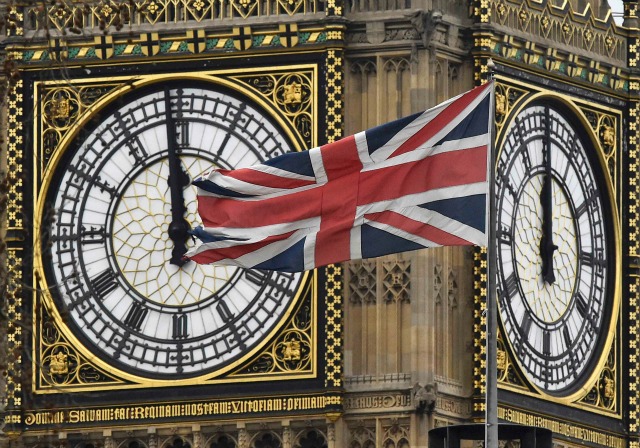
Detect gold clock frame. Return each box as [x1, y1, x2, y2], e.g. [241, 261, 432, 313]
[493, 77, 623, 410]
[31, 66, 324, 392]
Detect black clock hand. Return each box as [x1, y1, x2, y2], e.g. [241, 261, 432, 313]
[539, 111, 558, 284]
[165, 88, 191, 266]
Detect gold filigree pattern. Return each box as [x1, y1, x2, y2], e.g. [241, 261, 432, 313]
[579, 108, 618, 196]
[496, 330, 526, 389]
[231, 292, 313, 376]
[577, 337, 617, 412]
[5, 80, 24, 420]
[325, 264, 343, 388]
[494, 82, 529, 136]
[38, 306, 125, 389]
[325, 49, 343, 146]
[231, 0, 259, 19]
[277, 0, 305, 16]
[324, 48, 344, 389]
[233, 70, 314, 149]
[627, 26, 640, 431]
[472, 246, 487, 416]
[6, 6, 24, 36]
[39, 84, 121, 170]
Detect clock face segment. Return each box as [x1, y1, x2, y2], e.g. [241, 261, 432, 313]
[496, 104, 608, 394]
[47, 85, 304, 377]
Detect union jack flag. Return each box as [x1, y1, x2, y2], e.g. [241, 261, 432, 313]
[186, 82, 493, 272]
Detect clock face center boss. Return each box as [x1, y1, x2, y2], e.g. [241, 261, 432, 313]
[42, 82, 308, 378]
[496, 102, 612, 395]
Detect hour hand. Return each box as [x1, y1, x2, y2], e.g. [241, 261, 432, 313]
[539, 174, 558, 284]
[167, 166, 191, 266]
[165, 90, 191, 266]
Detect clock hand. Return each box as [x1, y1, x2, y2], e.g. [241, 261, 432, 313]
[539, 113, 558, 285]
[165, 88, 191, 266]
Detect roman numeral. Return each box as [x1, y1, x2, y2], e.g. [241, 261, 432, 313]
[126, 136, 149, 164]
[172, 313, 189, 340]
[245, 269, 268, 286]
[68, 164, 118, 198]
[575, 293, 597, 329]
[543, 331, 551, 357]
[177, 120, 190, 148]
[581, 251, 606, 270]
[90, 269, 118, 300]
[123, 302, 149, 331]
[519, 145, 532, 172]
[520, 314, 533, 338]
[575, 187, 598, 217]
[80, 225, 106, 245]
[497, 171, 517, 197]
[503, 273, 519, 300]
[562, 326, 572, 349]
[499, 226, 513, 245]
[113, 110, 149, 164]
[217, 301, 247, 350]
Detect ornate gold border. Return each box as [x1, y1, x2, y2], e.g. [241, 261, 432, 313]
[31, 66, 322, 392]
[626, 9, 640, 440]
[3, 79, 25, 431]
[323, 47, 344, 391]
[498, 405, 625, 447]
[493, 77, 623, 412]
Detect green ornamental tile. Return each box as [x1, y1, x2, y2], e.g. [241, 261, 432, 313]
[160, 41, 173, 52]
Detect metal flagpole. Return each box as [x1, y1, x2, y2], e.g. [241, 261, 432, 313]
[485, 59, 499, 448]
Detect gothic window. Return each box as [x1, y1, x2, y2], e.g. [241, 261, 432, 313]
[116, 440, 147, 448]
[210, 435, 236, 448]
[348, 426, 375, 448]
[167, 438, 191, 448]
[252, 433, 282, 448]
[382, 421, 410, 448]
[296, 430, 327, 448]
[346, 58, 377, 133]
[381, 57, 411, 122]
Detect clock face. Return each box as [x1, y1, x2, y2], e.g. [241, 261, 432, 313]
[496, 103, 612, 394]
[42, 82, 307, 378]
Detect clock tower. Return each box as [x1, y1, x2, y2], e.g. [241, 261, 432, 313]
[1, 0, 638, 447]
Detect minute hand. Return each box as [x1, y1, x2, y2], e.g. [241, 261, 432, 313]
[539, 133, 558, 284]
[165, 89, 191, 266]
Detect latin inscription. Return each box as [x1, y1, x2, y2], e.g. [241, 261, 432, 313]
[23, 395, 341, 427]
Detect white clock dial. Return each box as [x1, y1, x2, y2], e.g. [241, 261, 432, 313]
[44, 83, 306, 378]
[496, 103, 610, 394]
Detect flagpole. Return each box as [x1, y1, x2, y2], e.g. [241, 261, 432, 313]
[485, 59, 499, 448]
